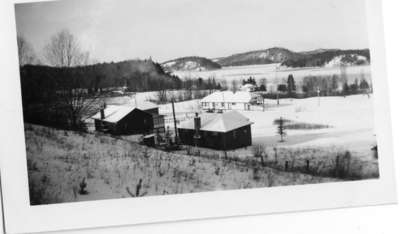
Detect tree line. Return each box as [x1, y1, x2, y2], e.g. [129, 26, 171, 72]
[18, 30, 222, 130]
[281, 49, 370, 68]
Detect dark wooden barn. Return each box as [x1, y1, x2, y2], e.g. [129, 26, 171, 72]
[178, 111, 253, 150]
[92, 102, 165, 135]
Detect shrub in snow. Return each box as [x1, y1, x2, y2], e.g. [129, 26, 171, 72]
[79, 177, 88, 195]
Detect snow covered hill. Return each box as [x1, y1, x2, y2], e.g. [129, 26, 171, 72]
[216, 47, 301, 67]
[163, 48, 370, 73]
[325, 54, 369, 67]
[162, 56, 221, 72]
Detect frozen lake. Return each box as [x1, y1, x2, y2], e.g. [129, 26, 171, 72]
[171, 64, 371, 83]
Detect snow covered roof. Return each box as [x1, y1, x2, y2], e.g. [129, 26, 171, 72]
[201, 91, 259, 103]
[92, 105, 136, 123]
[128, 101, 158, 110]
[92, 101, 158, 123]
[178, 111, 253, 133]
[241, 84, 256, 89]
[201, 91, 235, 103]
[230, 91, 253, 103]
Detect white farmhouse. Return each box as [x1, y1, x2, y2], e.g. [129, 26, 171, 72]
[200, 91, 263, 111]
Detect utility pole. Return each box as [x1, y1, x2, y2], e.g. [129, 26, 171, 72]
[193, 113, 201, 154]
[171, 99, 178, 143]
[263, 98, 265, 112]
[317, 87, 321, 107]
[277, 92, 280, 106]
[275, 64, 279, 106]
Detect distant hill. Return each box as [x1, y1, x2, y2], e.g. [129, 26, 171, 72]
[162, 56, 221, 72]
[216, 47, 302, 67]
[212, 47, 370, 68]
[281, 49, 370, 68]
[299, 48, 339, 55]
[163, 48, 370, 72]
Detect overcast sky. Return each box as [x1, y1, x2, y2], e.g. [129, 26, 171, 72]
[15, 0, 370, 63]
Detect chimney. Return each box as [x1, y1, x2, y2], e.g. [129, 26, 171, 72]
[194, 113, 201, 134]
[193, 113, 201, 146]
[100, 102, 106, 120]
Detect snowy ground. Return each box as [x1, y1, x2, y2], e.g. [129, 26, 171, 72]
[25, 124, 335, 205]
[165, 94, 378, 179]
[171, 64, 372, 83]
[25, 93, 378, 205]
[95, 91, 377, 162]
[244, 95, 376, 155]
[158, 94, 377, 161]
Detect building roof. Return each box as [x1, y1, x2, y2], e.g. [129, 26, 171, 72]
[127, 101, 158, 110]
[240, 83, 256, 90]
[200, 91, 235, 103]
[92, 101, 157, 123]
[200, 91, 259, 103]
[178, 110, 253, 133]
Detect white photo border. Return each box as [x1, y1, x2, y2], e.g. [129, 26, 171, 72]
[0, 0, 397, 233]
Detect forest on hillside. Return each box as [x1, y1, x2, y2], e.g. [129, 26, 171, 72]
[282, 49, 370, 67]
[17, 30, 223, 131]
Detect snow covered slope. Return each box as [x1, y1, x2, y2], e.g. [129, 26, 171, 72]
[162, 56, 221, 72]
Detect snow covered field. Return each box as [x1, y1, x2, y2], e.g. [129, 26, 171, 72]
[25, 94, 378, 205]
[171, 64, 371, 83]
[158, 94, 377, 160]
[244, 95, 376, 154]
[25, 124, 333, 205]
[101, 91, 376, 161]
[165, 94, 378, 179]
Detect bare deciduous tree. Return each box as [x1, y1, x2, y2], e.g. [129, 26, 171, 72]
[157, 89, 168, 103]
[252, 144, 266, 166]
[231, 79, 239, 92]
[44, 29, 89, 67]
[219, 79, 228, 90]
[43, 30, 100, 130]
[17, 35, 39, 66]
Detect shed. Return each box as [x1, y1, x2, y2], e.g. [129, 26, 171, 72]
[92, 102, 164, 135]
[240, 83, 257, 92]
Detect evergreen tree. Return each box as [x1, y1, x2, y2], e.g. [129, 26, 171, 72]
[278, 84, 287, 93]
[277, 117, 287, 142]
[360, 78, 370, 90]
[343, 81, 350, 97]
[287, 74, 296, 97]
[331, 75, 339, 92]
[259, 84, 266, 91]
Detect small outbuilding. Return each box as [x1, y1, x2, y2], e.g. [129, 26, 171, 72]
[92, 101, 165, 135]
[240, 83, 257, 92]
[178, 111, 253, 150]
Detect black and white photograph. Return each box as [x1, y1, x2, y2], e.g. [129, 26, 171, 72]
[1, 0, 398, 233]
[13, 0, 382, 206]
